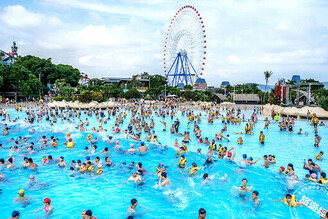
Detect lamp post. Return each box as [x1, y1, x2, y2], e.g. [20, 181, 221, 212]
[164, 84, 167, 100]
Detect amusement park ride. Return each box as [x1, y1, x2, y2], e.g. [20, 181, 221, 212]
[1, 41, 18, 65]
[164, 5, 207, 87]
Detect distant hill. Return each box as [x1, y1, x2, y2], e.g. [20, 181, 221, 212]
[323, 81, 328, 89]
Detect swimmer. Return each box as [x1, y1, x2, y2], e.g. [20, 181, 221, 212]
[174, 139, 180, 148]
[9, 211, 20, 219]
[241, 190, 260, 209]
[34, 198, 54, 215]
[137, 142, 149, 153]
[279, 166, 285, 173]
[238, 178, 252, 195]
[158, 172, 170, 186]
[105, 157, 114, 167]
[240, 154, 260, 167]
[121, 171, 142, 185]
[202, 173, 227, 185]
[276, 194, 306, 207]
[180, 162, 199, 176]
[114, 141, 121, 150]
[57, 156, 67, 167]
[28, 158, 37, 169]
[14, 189, 31, 205]
[178, 155, 187, 168]
[315, 151, 324, 160]
[82, 210, 98, 219]
[128, 144, 137, 154]
[7, 158, 16, 169]
[96, 164, 103, 175]
[198, 208, 206, 219]
[317, 172, 328, 185]
[259, 131, 265, 144]
[126, 198, 150, 218]
[155, 162, 166, 178]
[303, 159, 321, 174]
[136, 162, 147, 175]
[263, 155, 270, 168]
[86, 161, 95, 172]
[99, 147, 110, 155]
[225, 147, 236, 161]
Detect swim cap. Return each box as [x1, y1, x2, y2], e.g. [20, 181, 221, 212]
[86, 156, 90, 160]
[60, 156, 64, 159]
[280, 166, 285, 171]
[311, 173, 317, 179]
[18, 189, 25, 195]
[97, 164, 102, 168]
[242, 154, 247, 159]
[12, 211, 20, 217]
[159, 163, 164, 166]
[227, 152, 232, 156]
[69, 138, 72, 142]
[141, 142, 145, 146]
[29, 174, 35, 179]
[44, 198, 51, 204]
[67, 132, 70, 136]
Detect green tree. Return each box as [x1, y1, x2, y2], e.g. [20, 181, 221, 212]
[89, 78, 105, 85]
[184, 85, 193, 90]
[20, 74, 42, 97]
[55, 64, 81, 86]
[149, 74, 167, 88]
[0, 64, 4, 88]
[55, 79, 68, 89]
[264, 70, 273, 92]
[124, 88, 141, 99]
[130, 75, 141, 88]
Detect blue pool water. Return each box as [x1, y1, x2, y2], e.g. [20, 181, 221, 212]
[0, 107, 327, 219]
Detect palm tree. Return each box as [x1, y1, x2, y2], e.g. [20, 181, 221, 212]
[264, 70, 273, 92]
[130, 75, 140, 88]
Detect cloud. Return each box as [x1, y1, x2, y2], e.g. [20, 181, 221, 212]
[0, 0, 327, 86]
[0, 5, 62, 29]
[227, 55, 242, 64]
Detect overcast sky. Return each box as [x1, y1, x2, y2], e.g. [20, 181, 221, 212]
[1, 0, 327, 86]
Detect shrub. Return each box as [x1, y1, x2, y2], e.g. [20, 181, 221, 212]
[318, 96, 328, 111]
[124, 88, 141, 99]
[54, 96, 64, 101]
[77, 91, 103, 103]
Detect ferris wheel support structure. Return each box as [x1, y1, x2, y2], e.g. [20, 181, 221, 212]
[164, 5, 206, 87]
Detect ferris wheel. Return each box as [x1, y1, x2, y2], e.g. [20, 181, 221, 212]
[164, 5, 206, 87]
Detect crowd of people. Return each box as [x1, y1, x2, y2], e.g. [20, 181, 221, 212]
[0, 102, 327, 218]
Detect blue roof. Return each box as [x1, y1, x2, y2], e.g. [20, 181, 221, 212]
[291, 75, 301, 83]
[195, 78, 207, 84]
[221, 81, 230, 86]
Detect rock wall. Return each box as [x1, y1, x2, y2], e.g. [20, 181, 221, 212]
[47, 100, 116, 109]
[263, 104, 328, 119]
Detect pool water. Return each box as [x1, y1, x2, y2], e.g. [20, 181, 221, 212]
[0, 107, 327, 219]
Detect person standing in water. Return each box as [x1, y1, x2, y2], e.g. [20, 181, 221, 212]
[126, 198, 149, 218]
[14, 189, 30, 205]
[33, 198, 54, 216]
[241, 191, 260, 209]
[158, 172, 170, 186]
[198, 208, 206, 219]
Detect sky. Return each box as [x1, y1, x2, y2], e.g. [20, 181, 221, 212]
[0, 0, 327, 86]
